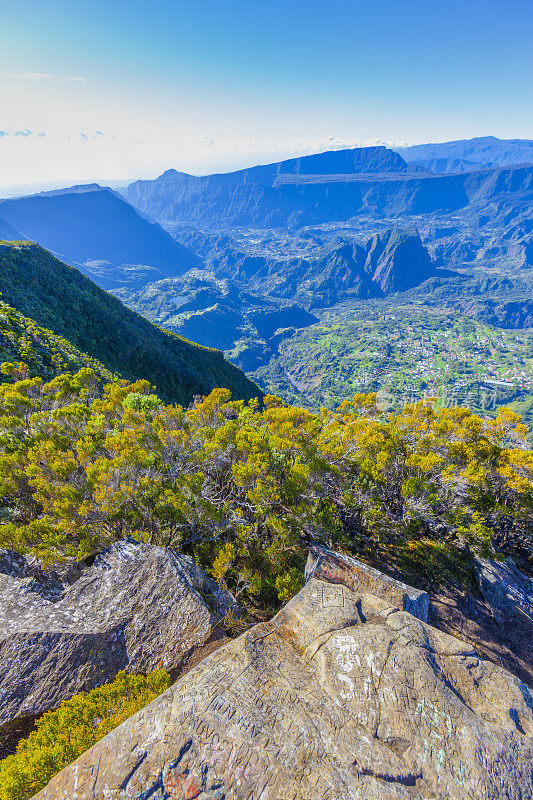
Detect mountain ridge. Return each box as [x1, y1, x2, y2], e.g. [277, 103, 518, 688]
[396, 136, 533, 173]
[0, 241, 261, 405]
[0, 187, 200, 289]
[123, 154, 533, 229]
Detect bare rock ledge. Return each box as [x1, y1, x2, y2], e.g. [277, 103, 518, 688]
[35, 568, 532, 799]
[305, 543, 430, 622]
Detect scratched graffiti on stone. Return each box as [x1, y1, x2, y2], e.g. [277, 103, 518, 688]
[35, 574, 532, 799]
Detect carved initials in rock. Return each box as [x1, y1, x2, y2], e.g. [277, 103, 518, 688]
[321, 584, 345, 608]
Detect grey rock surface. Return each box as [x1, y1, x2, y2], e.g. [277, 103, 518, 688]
[0, 538, 220, 727]
[473, 555, 533, 624]
[306, 543, 430, 622]
[35, 576, 532, 799]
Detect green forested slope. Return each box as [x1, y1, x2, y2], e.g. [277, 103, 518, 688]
[0, 299, 113, 382]
[0, 242, 261, 405]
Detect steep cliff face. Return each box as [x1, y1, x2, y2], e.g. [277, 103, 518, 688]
[125, 169, 470, 228]
[124, 146, 416, 226]
[364, 228, 435, 293]
[121, 147, 533, 229]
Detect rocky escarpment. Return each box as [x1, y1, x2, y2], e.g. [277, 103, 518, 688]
[396, 136, 533, 173]
[35, 548, 533, 800]
[124, 146, 413, 223]
[0, 538, 233, 733]
[124, 142, 533, 230]
[187, 228, 435, 307]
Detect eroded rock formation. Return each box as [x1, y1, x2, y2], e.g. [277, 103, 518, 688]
[35, 565, 533, 799]
[305, 543, 430, 621]
[0, 538, 228, 729]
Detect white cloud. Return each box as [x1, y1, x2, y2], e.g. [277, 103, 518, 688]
[3, 72, 86, 82]
[0, 129, 46, 139]
[0, 126, 416, 195]
[237, 135, 411, 159]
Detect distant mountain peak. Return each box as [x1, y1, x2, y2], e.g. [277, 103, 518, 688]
[33, 183, 107, 198]
[155, 145, 410, 186]
[396, 136, 533, 173]
[158, 169, 192, 180]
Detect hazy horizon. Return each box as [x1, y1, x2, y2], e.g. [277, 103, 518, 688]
[2, 133, 533, 199]
[1, 0, 532, 193]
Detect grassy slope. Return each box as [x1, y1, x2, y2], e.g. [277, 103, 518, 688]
[0, 242, 261, 405]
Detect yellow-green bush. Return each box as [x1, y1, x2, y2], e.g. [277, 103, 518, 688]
[0, 670, 170, 800]
[0, 367, 531, 611]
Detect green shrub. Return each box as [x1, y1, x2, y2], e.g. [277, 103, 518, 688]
[0, 670, 170, 800]
[0, 370, 531, 610]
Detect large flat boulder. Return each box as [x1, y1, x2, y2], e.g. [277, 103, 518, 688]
[35, 576, 532, 799]
[306, 543, 430, 621]
[0, 538, 223, 728]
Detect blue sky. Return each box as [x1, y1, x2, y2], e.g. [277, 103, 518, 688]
[1, 0, 532, 190]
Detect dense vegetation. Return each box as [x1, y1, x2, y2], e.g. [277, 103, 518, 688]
[0, 366, 531, 611]
[0, 358, 531, 793]
[0, 670, 170, 800]
[0, 242, 261, 406]
[0, 299, 113, 383]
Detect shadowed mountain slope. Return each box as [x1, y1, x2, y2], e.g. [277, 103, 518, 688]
[0, 186, 200, 289]
[0, 215, 22, 241]
[0, 241, 261, 405]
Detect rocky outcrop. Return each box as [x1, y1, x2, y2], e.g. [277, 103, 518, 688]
[305, 543, 430, 621]
[183, 228, 434, 308]
[473, 555, 533, 624]
[0, 538, 229, 729]
[36, 565, 532, 799]
[364, 228, 435, 294]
